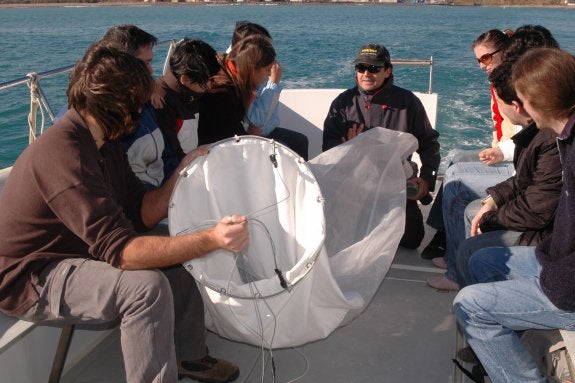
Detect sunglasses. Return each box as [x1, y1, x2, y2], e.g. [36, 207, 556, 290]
[477, 49, 500, 65]
[355, 64, 383, 74]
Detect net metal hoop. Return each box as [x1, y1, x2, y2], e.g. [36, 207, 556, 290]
[169, 135, 326, 299]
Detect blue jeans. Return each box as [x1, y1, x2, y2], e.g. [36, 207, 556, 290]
[426, 160, 514, 231]
[444, 198, 522, 285]
[426, 151, 481, 230]
[454, 246, 575, 383]
[441, 162, 515, 280]
[455, 230, 522, 286]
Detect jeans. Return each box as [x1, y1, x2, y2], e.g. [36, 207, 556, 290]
[463, 198, 483, 236]
[427, 150, 481, 230]
[441, 162, 515, 280]
[453, 246, 575, 383]
[454, 229, 522, 286]
[426, 159, 514, 232]
[444, 198, 522, 285]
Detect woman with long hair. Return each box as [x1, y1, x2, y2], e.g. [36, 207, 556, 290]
[197, 34, 276, 145]
[422, 28, 517, 261]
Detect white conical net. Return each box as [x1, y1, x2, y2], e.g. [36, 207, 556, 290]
[169, 128, 417, 347]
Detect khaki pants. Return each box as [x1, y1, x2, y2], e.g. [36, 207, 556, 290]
[22, 258, 206, 383]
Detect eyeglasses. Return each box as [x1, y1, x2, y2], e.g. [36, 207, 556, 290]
[476, 49, 500, 65]
[355, 64, 383, 74]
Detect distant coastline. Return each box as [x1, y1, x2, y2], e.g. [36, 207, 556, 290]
[1, 0, 573, 8]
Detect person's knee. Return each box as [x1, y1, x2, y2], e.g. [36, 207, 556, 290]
[119, 270, 174, 313]
[467, 248, 511, 284]
[444, 163, 462, 181]
[453, 285, 496, 329]
[453, 286, 478, 323]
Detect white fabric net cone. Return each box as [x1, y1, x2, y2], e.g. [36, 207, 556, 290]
[169, 128, 417, 347]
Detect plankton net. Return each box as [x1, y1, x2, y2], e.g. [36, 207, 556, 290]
[168, 128, 418, 348]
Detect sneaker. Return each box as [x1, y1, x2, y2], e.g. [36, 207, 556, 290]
[178, 355, 239, 383]
[426, 274, 459, 291]
[421, 230, 446, 260]
[431, 256, 448, 270]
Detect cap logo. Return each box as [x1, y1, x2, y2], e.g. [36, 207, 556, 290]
[361, 48, 378, 55]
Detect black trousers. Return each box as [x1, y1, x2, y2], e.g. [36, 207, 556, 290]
[400, 199, 425, 249]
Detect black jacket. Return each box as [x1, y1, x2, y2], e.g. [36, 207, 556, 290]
[322, 76, 440, 189]
[480, 123, 562, 245]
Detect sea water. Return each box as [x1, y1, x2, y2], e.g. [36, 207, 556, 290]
[0, 4, 574, 169]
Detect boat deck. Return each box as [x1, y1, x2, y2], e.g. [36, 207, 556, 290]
[60, 204, 460, 383]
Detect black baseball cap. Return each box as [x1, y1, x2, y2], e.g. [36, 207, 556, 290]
[353, 44, 391, 67]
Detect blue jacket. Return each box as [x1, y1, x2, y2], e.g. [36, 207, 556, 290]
[121, 104, 165, 188]
[246, 79, 282, 136]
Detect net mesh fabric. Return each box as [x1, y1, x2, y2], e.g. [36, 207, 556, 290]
[169, 128, 417, 347]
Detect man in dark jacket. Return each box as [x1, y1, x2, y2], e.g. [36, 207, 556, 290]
[323, 43, 440, 249]
[453, 48, 575, 383]
[427, 59, 562, 291]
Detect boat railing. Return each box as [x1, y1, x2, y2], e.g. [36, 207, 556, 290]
[392, 58, 434, 94]
[0, 39, 178, 146]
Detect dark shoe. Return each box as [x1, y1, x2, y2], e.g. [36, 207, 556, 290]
[421, 230, 446, 259]
[178, 355, 239, 383]
[457, 346, 479, 364]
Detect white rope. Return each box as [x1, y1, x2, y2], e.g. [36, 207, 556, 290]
[26, 73, 46, 144]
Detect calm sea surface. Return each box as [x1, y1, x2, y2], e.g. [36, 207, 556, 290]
[0, 4, 574, 169]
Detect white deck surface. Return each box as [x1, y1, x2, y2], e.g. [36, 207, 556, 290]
[60, 204, 461, 383]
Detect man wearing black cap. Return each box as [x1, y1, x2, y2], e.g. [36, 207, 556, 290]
[323, 43, 440, 249]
